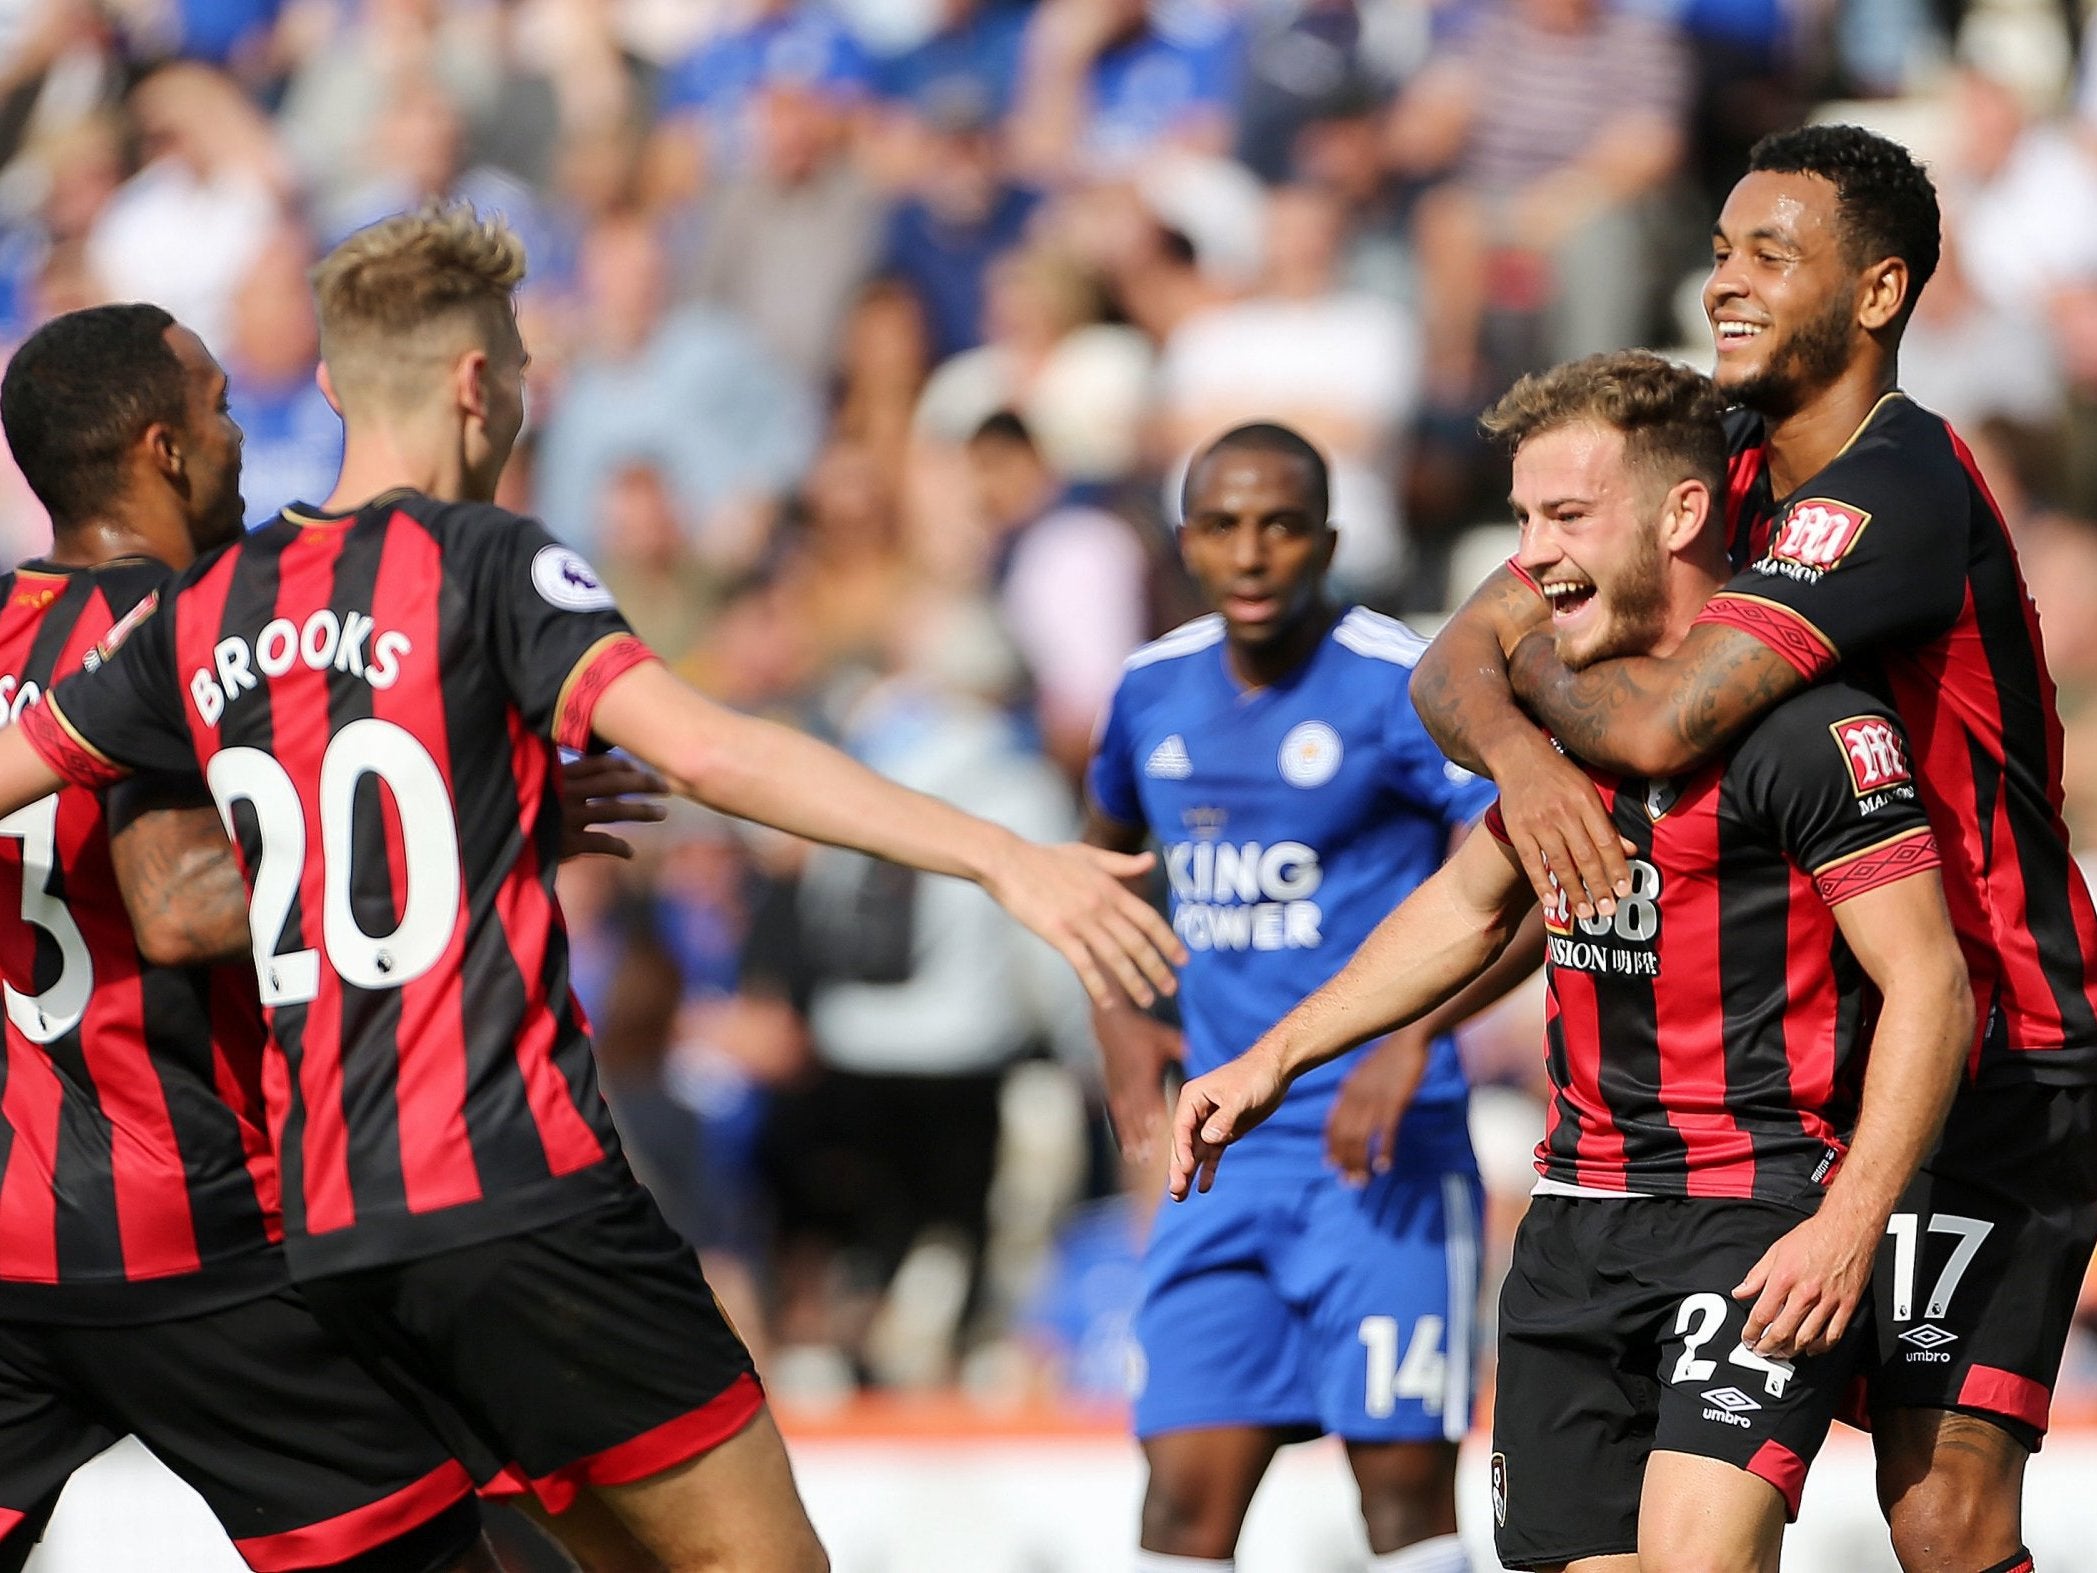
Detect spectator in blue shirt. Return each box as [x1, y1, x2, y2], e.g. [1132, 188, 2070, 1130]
[656, 0, 874, 181]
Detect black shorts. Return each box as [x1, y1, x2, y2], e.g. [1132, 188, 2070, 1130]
[1866, 1080, 2097, 1449]
[301, 1184, 763, 1516]
[1491, 1195, 1862, 1570]
[0, 1288, 477, 1573]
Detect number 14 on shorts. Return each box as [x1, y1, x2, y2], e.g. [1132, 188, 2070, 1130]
[1360, 1315, 1446, 1418]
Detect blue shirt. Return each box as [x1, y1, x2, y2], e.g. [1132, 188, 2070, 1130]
[1088, 609, 1495, 1168]
[661, 9, 873, 171]
[1082, 15, 1241, 171]
[229, 374, 342, 531]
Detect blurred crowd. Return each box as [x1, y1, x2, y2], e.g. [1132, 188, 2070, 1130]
[4, 0, 2097, 1417]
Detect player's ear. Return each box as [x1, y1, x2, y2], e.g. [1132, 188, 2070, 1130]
[315, 361, 342, 417]
[1317, 524, 1339, 574]
[455, 348, 490, 423]
[143, 421, 184, 484]
[1662, 478, 1709, 552]
[1858, 256, 1908, 333]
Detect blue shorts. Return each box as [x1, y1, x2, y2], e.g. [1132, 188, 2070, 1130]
[1132, 1158, 1484, 1443]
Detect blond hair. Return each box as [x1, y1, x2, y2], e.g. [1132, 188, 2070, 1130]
[1481, 351, 1729, 499]
[310, 202, 527, 409]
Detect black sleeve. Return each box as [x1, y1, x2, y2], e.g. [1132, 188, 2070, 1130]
[1729, 688, 1942, 906]
[26, 584, 193, 787]
[1698, 408, 1970, 682]
[449, 504, 661, 749]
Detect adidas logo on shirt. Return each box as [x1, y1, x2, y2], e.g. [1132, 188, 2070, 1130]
[1146, 735, 1193, 779]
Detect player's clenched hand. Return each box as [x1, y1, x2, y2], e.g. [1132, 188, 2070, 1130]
[1324, 1028, 1429, 1185]
[557, 753, 669, 860]
[987, 842, 1187, 1009]
[1169, 1048, 1289, 1201]
[1732, 1209, 1879, 1360]
[1490, 716, 1632, 924]
[1098, 1010, 1184, 1164]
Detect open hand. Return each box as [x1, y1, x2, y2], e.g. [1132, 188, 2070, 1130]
[557, 753, 669, 861]
[1489, 705, 1632, 924]
[988, 841, 1186, 1009]
[1098, 1010, 1184, 1164]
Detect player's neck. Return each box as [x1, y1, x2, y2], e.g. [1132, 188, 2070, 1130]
[1224, 599, 1337, 691]
[323, 428, 482, 513]
[1761, 353, 1898, 498]
[1647, 556, 1731, 660]
[42, 515, 188, 572]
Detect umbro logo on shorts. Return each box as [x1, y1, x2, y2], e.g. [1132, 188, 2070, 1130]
[1701, 1387, 1761, 1427]
[1900, 1324, 1959, 1362]
[1490, 1452, 1507, 1526]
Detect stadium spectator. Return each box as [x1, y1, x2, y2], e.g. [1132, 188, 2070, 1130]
[1390, 0, 1692, 407]
[965, 409, 1149, 776]
[1153, 182, 1423, 594]
[220, 224, 341, 527]
[534, 208, 819, 560]
[686, 77, 887, 381]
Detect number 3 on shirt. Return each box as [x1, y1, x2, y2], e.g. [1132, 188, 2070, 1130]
[208, 718, 460, 1005]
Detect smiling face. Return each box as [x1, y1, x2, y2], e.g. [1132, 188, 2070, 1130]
[1511, 421, 1673, 670]
[1704, 170, 1862, 415]
[1179, 446, 1334, 651]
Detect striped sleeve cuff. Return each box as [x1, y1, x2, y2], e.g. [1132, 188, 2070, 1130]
[553, 634, 659, 753]
[1695, 593, 1839, 683]
[1813, 828, 1941, 906]
[20, 697, 127, 790]
[1505, 557, 1541, 595]
[1483, 801, 1510, 843]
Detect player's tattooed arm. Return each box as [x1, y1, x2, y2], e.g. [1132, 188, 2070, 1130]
[1411, 564, 1550, 773]
[1735, 870, 1971, 1361]
[1171, 831, 1535, 1199]
[1416, 566, 1631, 921]
[1507, 620, 1806, 780]
[107, 797, 251, 967]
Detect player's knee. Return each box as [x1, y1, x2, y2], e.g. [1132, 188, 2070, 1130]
[1140, 1474, 1244, 1561]
[1877, 1416, 2024, 1570]
[1348, 1441, 1460, 1548]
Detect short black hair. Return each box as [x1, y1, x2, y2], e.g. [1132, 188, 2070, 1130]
[1182, 422, 1331, 524]
[1, 303, 185, 530]
[1747, 124, 1941, 317]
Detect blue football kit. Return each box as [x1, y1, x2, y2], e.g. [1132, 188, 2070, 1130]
[1088, 607, 1496, 1442]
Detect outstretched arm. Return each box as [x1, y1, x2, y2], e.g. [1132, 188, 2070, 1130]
[1507, 619, 1805, 780]
[1735, 871, 1972, 1360]
[1169, 830, 1535, 1198]
[588, 660, 1186, 1010]
[1414, 565, 1630, 920]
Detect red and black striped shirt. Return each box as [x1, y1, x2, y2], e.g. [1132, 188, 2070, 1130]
[0, 558, 279, 1320]
[23, 495, 659, 1276]
[1701, 397, 2097, 1086]
[1487, 683, 1940, 1205]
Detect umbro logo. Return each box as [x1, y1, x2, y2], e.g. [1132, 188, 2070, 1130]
[1900, 1323, 1958, 1362]
[1701, 1387, 1761, 1428]
[1146, 735, 1193, 779]
[1702, 1387, 1761, 1413]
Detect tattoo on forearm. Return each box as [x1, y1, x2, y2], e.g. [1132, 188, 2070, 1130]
[1514, 625, 1800, 773]
[111, 810, 251, 961]
[1416, 570, 1548, 767]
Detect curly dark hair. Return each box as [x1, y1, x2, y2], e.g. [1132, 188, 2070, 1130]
[1, 303, 185, 531]
[1481, 350, 1730, 499]
[1748, 124, 1941, 317]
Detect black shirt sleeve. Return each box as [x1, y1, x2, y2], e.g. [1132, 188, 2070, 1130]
[1697, 399, 1970, 681]
[1728, 685, 1941, 906]
[26, 579, 194, 787]
[446, 503, 661, 749]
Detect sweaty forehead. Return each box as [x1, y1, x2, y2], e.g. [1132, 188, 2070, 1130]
[1187, 447, 1316, 513]
[1719, 169, 1841, 245]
